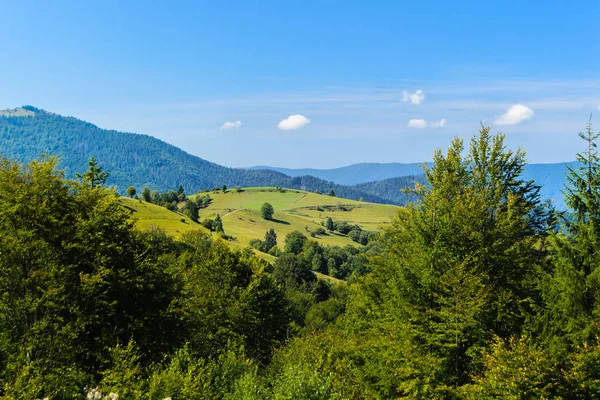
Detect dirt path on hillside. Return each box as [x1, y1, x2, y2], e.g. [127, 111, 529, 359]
[292, 193, 307, 204]
[222, 209, 241, 217]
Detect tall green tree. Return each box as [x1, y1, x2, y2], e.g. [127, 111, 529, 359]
[343, 126, 550, 394]
[142, 186, 151, 202]
[325, 217, 334, 231]
[544, 118, 600, 350]
[76, 156, 109, 188]
[213, 214, 224, 233]
[0, 157, 178, 396]
[263, 228, 277, 252]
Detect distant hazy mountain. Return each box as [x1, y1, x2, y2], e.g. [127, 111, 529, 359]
[250, 163, 429, 186]
[256, 162, 577, 209]
[0, 106, 391, 204]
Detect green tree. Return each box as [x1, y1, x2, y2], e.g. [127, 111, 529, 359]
[126, 186, 137, 198]
[213, 213, 224, 233]
[325, 217, 334, 231]
[328, 189, 335, 197]
[284, 231, 308, 255]
[0, 157, 178, 396]
[343, 126, 550, 394]
[544, 118, 600, 350]
[222, 185, 227, 193]
[261, 202, 274, 220]
[76, 156, 109, 188]
[183, 199, 199, 222]
[263, 228, 277, 252]
[142, 186, 151, 202]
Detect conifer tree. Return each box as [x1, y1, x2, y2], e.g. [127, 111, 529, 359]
[545, 117, 600, 349]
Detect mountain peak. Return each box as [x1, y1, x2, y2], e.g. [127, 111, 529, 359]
[0, 105, 52, 117]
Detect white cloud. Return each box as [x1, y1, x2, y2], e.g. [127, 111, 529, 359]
[408, 118, 446, 129]
[220, 120, 242, 130]
[278, 114, 311, 131]
[408, 119, 428, 128]
[495, 104, 534, 125]
[430, 119, 446, 128]
[597, 104, 600, 111]
[402, 89, 425, 105]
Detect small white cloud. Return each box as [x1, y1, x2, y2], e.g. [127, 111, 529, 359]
[402, 89, 425, 105]
[495, 104, 534, 125]
[430, 119, 446, 128]
[597, 104, 600, 111]
[220, 121, 242, 130]
[408, 119, 428, 128]
[408, 118, 446, 129]
[278, 114, 311, 131]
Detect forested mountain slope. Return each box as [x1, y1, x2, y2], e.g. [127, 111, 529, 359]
[0, 106, 389, 203]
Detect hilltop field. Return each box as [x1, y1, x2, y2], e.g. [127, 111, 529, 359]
[119, 187, 399, 252]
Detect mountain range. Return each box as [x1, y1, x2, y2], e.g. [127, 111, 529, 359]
[253, 159, 575, 209]
[0, 106, 413, 204]
[0, 106, 574, 208]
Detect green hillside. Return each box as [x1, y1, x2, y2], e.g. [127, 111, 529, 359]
[120, 187, 399, 251]
[0, 106, 391, 204]
[193, 188, 398, 249]
[118, 197, 204, 237]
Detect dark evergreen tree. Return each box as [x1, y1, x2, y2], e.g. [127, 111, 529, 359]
[76, 157, 109, 188]
[213, 214, 224, 233]
[141, 186, 151, 202]
[262, 228, 277, 253]
[325, 217, 334, 231]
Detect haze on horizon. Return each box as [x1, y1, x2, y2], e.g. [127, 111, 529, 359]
[1, 1, 599, 169]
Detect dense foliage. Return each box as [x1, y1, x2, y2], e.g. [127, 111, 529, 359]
[2, 122, 600, 399]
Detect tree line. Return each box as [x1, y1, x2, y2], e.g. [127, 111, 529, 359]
[2, 121, 600, 398]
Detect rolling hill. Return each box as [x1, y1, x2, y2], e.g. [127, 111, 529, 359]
[119, 187, 399, 253]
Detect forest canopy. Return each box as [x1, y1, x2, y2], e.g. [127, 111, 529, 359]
[1, 122, 600, 398]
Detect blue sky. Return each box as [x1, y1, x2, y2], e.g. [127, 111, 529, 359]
[1, 1, 599, 168]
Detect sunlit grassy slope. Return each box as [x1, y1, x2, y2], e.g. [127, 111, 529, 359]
[193, 187, 399, 249]
[118, 197, 202, 237]
[119, 188, 400, 253]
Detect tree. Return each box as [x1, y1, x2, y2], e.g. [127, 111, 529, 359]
[126, 186, 137, 198]
[284, 231, 307, 255]
[263, 228, 277, 253]
[261, 202, 274, 220]
[328, 190, 335, 197]
[325, 217, 334, 231]
[202, 218, 214, 231]
[345, 126, 550, 393]
[213, 214, 224, 233]
[544, 117, 600, 349]
[222, 185, 227, 193]
[142, 187, 151, 202]
[76, 157, 109, 188]
[183, 200, 199, 222]
[0, 157, 178, 395]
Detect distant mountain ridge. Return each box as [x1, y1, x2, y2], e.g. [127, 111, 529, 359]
[254, 161, 577, 209]
[250, 163, 429, 186]
[0, 106, 398, 204]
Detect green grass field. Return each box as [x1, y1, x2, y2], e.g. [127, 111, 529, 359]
[120, 187, 400, 254]
[118, 197, 203, 237]
[193, 187, 399, 249]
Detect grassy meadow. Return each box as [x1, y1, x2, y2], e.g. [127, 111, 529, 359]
[120, 187, 399, 252]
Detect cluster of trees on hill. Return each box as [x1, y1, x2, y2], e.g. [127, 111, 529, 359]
[4, 121, 600, 398]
